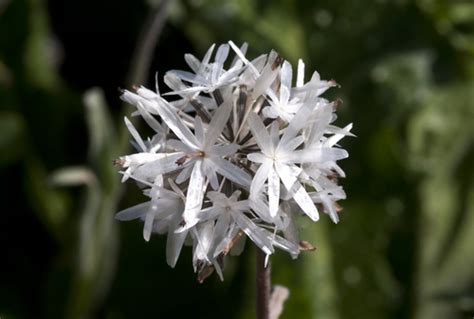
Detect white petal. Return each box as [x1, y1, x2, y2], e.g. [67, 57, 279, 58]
[232, 212, 273, 255]
[267, 165, 280, 218]
[287, 147, 349, 163]
[211, 143, 239, 157]
[176, 163, 194, 184]
[143, 211, 155, 241]
[115, 201, 149, 221]
[194, 116, 205, 143]
[274, 162, 298, 191]
[185, 53, 201, 73]
[324, 123, 353, 147]
[228, 41, 259, 75]
[215, 43, 230, 65]
[247, 152, 267, 163]
[262, 106, 278, 119]
[166, 215, 188, 267]
[296, 59, 305, 87]
[270, 121, 279, 149]
[320, 193, 339, 224]
[271, 233, 300, 258]
[250, 161, 272, 196]
[212, 213, 232, 250]
[247, 112, 272, 155]
[213, 157, 252, 188]
[231, 42, 248, 66]
[168, 70, 203, 85]
[203, 160, 219, 190]
[133, 152, 184, 177]
[280, 61, 293, 90]
[135, 101, 164, 133]
[204, 98, 232, 147]
[124, 117, 147, 152]
[279, 102, 312, 146]
[253, 51, 281, 98]
[280, 86, 290, 105]
[137, 86, 158, 99]
[194, 221, 215, 261]
[283, 136, 305, 153]
[201, 43, 216, 67]
[212, 44, 229, 83]
[155, 99, 199, 149]
[292, 182, 319, 221]
[183, 160, 205, 228]
[249, 196, 282, 225]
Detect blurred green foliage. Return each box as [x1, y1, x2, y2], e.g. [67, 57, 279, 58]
[1, 0, 473, 318]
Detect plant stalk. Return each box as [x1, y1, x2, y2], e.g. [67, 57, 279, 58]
[256, 248, 271, 319]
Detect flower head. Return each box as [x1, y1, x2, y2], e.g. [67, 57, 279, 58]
[116, 41, 353, 281]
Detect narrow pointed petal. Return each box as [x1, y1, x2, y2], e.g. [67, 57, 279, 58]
[280, 61, 293, 90]
[292, 182, 319, 221]
[247, 152, 267, 163]
[275, 162, 298, 191]
[250, 160, 272, 196]
[154, 99, 199, 148]
[286, 147, 348, 163]
[296, 59, 305, 87]
[211, 143, 239, 157]
[143, 211, 155, 241]
[201, 43, 216, 67]
[184, 53, 201, 73]
[168, 70, 205, 85]
[194, 116, 205, 143]
[271, 233, 300, 258]
[279, 102, 312, 145]
[324, 123, 353, 147]
[124, 117, 147, 152]
[135, 102, 164, 133]
[115, 201, 149, 221]
[232, 212, 274, 255]
[228, 41, 259, 75]
[205, 98, 232, 147]
[267, 166, 280, 217]
[215, 44, 230, 65]
[133, 152, 184, 177]
[183, 160, 205, 228]
[213, 157, 252, 188]
[247, 112, 272, 155]
[166, 216, 188, 267]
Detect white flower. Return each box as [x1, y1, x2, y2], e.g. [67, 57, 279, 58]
[167, 43, 246, 96]
[247, 106, 327, 221]
[115, 183, 187, 268]
[263, 61, 303, 121]
[115, 41, 352, 281]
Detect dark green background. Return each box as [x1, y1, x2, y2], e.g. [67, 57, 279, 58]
[1, 0, 474, 318]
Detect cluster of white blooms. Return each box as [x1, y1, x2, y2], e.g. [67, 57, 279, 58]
[115, 41, 352, 282]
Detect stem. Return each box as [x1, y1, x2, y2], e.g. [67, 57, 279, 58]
[119, 0, 171, 147]
[256, 248, 270, 319]
[126, 0, 172, 86]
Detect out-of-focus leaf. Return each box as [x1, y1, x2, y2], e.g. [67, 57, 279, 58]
[0, 111, 25, 166]
[23, 0, 61, 90]
[372, 52, 432, 109]
[83, 88, 116, 159]
[24, 159, 70, 239]
[408, 82, 474, 319]
[65, 88, 120, 319]
[418, 1, 474, 54]
[49, 166, 97, 187]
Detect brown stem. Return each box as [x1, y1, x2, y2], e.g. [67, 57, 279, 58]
[256, 248, 270, 319]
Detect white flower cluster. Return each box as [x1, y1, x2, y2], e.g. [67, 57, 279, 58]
[115, 41, 353, 282]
